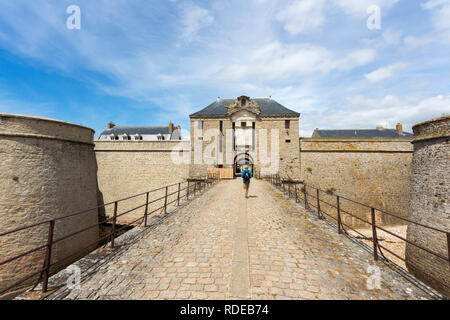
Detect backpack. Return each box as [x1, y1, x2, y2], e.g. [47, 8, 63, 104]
[243, 170, 250, 180]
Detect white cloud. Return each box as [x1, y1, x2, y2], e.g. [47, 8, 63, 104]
[179, 3, 214, 42]
[421, 0, 450, 10]
[276, 0, 327, 35]
[219, 42, 375, 82]
[333, 0, 399, 16]
[300, 94, 450, 136]
[364, 62, 409, 82]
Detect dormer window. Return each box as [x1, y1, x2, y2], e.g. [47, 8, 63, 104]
[241, 99, 246, 107]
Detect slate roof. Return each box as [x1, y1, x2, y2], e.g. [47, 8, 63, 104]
[313, 129, 413, 138]
[190, 98, 300, 117]
[100, 126, 170, 136]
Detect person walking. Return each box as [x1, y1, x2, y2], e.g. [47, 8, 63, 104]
[241, 165, 253, 198]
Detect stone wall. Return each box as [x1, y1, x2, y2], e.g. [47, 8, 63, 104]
[299, 138, 413, 227]
[0, 114, 99, 293]
[405, 115, 449, 296]
[189, 117, 300, 180]
[94, 140, 190, 224]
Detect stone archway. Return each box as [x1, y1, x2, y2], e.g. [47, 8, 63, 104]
[234, 153, 254, 177]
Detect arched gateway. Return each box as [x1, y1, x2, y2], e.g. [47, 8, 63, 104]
[234, 153, 253, 176]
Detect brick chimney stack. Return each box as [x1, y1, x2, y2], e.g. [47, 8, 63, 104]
[396, 123, 403, 135]
[108, 121, 115, 129]
[169, 122, 174, 134]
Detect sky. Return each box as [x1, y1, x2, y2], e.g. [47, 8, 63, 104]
[0, 0, 449, 138]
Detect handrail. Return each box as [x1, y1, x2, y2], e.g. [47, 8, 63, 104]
[267, 174, 450, 291]
[0, 176, 219, 296]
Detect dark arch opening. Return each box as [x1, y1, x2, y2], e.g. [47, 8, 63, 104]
[234, 153, 254, 176]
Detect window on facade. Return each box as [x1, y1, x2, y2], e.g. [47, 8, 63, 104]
[285, 120, 290, 129]
[241, 122, 246, 128]
[285, 139, 291, 143]
[198, 137, 203, 141]
[241, 99, 246, 107]
[198, 120, 203, 130]
[114, 136, 119, 140]
[219, 121, 223, 134]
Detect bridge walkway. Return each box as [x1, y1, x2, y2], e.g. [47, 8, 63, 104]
[51, 179, 433, 300]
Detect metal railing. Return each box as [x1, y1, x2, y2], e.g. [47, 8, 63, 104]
[267, 174, 450, 291]
[0, 175, 219, 296]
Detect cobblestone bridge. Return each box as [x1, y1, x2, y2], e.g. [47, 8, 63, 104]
[43, 179, 437, 300]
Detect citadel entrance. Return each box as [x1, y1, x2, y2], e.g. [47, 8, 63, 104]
[234, 153, 253, 177]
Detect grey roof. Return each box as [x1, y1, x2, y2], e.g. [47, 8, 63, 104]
[100, 126, 170, 136]
[313, 129, 413, 138]
[190, 98, 300, 117]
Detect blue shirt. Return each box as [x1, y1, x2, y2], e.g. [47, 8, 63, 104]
[241, 169, 253, 182]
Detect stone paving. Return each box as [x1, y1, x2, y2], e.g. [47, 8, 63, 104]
[46, 179, 438, 300]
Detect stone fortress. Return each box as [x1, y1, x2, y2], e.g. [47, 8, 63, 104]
[0, 96, 448, 296]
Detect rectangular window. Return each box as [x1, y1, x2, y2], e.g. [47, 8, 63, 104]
[285, 139, 291, 143]
[285, 120, 290, 129]
[198, 120, 203, 130]
[198, 137, 203, 141]
[241, 122, 246, 128]
[219, 121, 223, 134]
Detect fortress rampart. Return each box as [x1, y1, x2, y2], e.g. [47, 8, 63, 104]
[405, 115, 449, 295]
[299, 138, 413, 227]
[0, 114, 99, 292]
[94, 140, 190, 224]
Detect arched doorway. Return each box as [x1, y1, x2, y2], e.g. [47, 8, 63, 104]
[234, 153, 254, 177]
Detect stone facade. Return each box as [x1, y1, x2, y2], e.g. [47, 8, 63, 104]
[94, 140, 190, 224]
[189, 97, 300, 180]
[405, 115, 449, 296]
[0, 114, 99, 292]
[299, 138, 413, 227]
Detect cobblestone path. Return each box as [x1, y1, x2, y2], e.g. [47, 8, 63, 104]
[54, 179, 435, 300]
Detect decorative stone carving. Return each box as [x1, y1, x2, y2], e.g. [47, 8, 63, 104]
[226, 96, 261, 116]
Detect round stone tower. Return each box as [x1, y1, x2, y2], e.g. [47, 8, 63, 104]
[0, 114, 99, 293]
[405, 115, 449, 296]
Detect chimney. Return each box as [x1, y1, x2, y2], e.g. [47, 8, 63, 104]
[169, 122, 174, 134]
[108, 121, 115, 129]
[396, 123, 403, 135]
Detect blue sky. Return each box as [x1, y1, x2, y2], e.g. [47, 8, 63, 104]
[0, 0, 449, 138]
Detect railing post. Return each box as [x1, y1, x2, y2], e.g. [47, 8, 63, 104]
[177, 183, 181, 206]
[304, 185, 308, 209]
[371, 207, 378, 261]
[317, 189, 321, 219]
[164, 186, 168, 214]
[144, 192, 149, 227]
[295, 184, 298, 203]
[337, 196, 342, 234]
[111, 201, 118, 248]
[42, 220, 55, 293]
[187, 181, 190, 200]
[447, 233, 450, 266]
